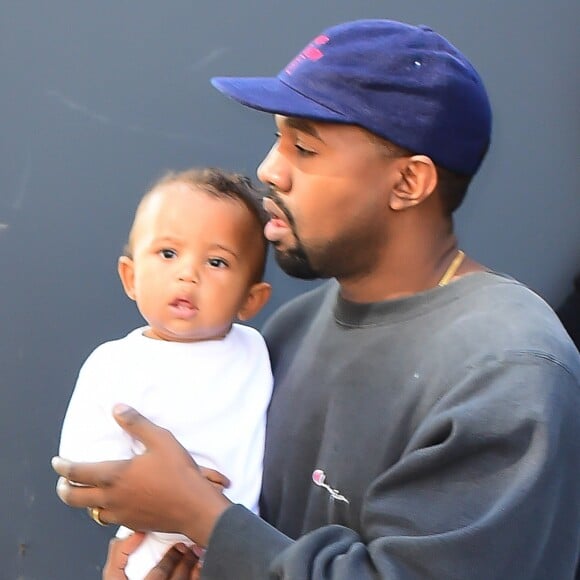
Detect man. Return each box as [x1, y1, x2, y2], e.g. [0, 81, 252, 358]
[53, 19, 580, 579]
[557, 270, 580, 348]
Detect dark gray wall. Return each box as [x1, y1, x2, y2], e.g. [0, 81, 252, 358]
[1, 2, 578, 578]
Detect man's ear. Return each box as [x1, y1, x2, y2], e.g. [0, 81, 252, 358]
[237, 282, 272, 321]
[117, 256, 137, 301]
[389, 155, 438, 211]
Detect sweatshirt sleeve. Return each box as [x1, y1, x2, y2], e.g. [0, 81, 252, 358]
[202, 355, 580, 579]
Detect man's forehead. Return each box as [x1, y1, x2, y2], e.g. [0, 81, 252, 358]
[275, 114, 382, 147]
[275, 115, 325, 139]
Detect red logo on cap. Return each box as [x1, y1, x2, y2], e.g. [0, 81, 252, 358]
[285, 35, 329, 75]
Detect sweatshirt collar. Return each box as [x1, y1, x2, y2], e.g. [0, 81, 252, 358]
[333, 271, 505, 328]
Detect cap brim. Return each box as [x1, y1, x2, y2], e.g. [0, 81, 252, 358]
[211, 76, 346, 123]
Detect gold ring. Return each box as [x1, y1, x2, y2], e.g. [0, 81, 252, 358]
[87, 506, 108, 526]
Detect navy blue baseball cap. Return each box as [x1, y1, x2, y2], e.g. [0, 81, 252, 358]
[211, 19, 492, 176]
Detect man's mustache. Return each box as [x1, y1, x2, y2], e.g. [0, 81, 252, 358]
[261, 188, 295, 227]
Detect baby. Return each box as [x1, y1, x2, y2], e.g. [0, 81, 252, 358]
[59, 167, 273, 578]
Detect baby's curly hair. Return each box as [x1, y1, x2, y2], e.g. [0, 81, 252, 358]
[124, 167, 268, 281]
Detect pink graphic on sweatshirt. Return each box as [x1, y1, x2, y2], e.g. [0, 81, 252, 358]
[311, 469, 349, 504]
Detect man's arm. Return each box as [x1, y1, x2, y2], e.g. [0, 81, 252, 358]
[54, 357, 580, 579]
[203, 356, 580, 579]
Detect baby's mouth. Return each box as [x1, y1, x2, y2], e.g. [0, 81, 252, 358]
[170, 298, 198, 318]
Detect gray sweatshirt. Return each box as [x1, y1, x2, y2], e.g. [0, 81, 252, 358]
[203, 272, 580, 579]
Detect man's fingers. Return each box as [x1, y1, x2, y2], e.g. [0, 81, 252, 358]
[168, 550, 199, 580]
[144, 544, 184, 579]
[55, 476, 104, 509]
[55, 476, 118, 527]
[190, 561, 203, 580]
[113, 406, 200, 474]
[200, 466, 230, 491]
[112, 404, 171, 450]
[52, 456, 129, 488]
[144, 544, 198, 580]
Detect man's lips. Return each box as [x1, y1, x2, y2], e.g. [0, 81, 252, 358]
[262, 197, 292, 242]
[262, 197, 288, 221]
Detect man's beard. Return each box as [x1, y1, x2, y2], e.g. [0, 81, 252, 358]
[263, 189, 322, 280]
[272, 242, 321, 280]
[263, 189, 376, 283]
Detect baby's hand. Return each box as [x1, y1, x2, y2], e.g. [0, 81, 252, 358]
[102, 532, 146, 579]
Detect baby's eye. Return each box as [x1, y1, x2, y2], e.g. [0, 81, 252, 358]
[159, 249, 177, 259]
[208, 257, 228, 268]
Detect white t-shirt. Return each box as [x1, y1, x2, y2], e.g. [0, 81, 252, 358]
[60, 323, 273, 579]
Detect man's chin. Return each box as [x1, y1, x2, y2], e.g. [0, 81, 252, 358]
[274, 247, 321, 280]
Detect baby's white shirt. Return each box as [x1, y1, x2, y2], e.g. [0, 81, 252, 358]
[60, 324, 273, 579]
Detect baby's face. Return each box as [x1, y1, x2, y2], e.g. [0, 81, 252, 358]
[122, 183, 263, 342]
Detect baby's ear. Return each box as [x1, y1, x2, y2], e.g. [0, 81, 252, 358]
[117, 256, 137, 301]
[237, 282, 272, 321]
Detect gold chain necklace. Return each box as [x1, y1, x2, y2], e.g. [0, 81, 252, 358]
[437, 249, 465, 287]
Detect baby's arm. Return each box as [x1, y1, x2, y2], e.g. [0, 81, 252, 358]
[59, 343, 133, 465]
[59, 343, 157, 579]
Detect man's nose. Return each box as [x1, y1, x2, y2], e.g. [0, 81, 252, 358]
[257, 143, 290, 194]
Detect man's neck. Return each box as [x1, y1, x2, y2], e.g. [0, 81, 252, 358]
[337, 237, 475, 303]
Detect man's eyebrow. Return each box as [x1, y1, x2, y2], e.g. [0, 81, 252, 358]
[282, 117, 324, 141]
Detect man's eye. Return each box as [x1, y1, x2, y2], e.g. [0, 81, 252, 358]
[295, 143, 315, 157]
[208, 257, 228, 268]
[159, 249, 176, 259]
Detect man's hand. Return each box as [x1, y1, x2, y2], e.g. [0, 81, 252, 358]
[103, 533, 202, 580]
[52, 404, 231, 546]
[144, 544, 202, 580]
